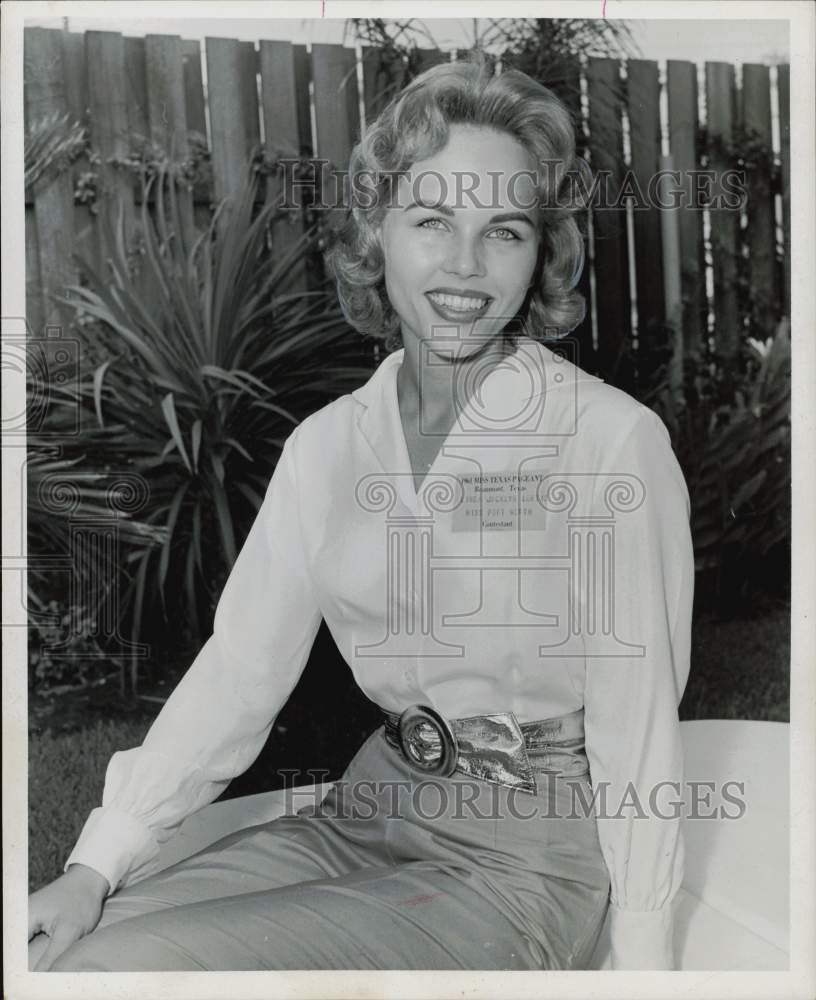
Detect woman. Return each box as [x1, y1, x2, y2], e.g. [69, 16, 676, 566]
[29, 52, 694, 972]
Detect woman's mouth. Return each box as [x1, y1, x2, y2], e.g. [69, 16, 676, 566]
[425, 291, 492, 322]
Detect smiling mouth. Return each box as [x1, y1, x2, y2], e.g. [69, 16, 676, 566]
[425, 292, 492, 318]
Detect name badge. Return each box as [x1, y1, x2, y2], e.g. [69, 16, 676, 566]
[450, 472, 549, 532]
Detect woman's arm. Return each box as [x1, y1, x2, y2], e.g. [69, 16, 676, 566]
[583, 406, 695, 970]
[63, 428, 323, 896]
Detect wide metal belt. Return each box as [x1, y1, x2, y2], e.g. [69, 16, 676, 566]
[381, 704, 587, 794]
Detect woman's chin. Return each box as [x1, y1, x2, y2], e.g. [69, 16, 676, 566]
[419, 331, 506, 363]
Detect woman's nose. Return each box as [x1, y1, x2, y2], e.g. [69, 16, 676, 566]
[443, 236, 486, 277]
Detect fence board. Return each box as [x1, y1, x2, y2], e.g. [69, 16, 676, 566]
[86, 31, 136, 261]
[292, 45, 313, 155]
[259, 39, 302, 160]
[260, 39, 307, 292]
[145, 35, 188, 158]
[659, 150, 684, 404]
[206, 36, 257, 203]
[588, 57, 631, 378]
[705, 62, 740, 361]
[361, 46, 447, 128]
[240, 41, 261, 155]
[24, 28, 77, 329]
[741, 64, 778, 331]
[777, 63, 790, 319]
[627, 59, 665, 340]
[547, 54, 586, 148]
[118, 37, 155, 300]
[60, 29, 101, 280]
[25, 206, 44, 337]
[145, 34, 193, 238]
[123, 37, 148, 217]
[61, 29, 87, 121]
[543, 56, 594, 365]
[667, 60, 705, 356]
[311, 43, 361, 173]
[311, 44, 361, 284]
[292, 44, 319, 290]
[362, 45, 404, 124]
[124, 37, 149, 144]
[182, 40, 206, 137]
[536, 53, 583, 134]
[181, 39, 209, 207]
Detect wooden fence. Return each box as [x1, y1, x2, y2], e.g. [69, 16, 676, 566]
[23, 26, 790, 381]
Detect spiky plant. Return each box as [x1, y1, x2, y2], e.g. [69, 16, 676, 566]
[25, 111, 87, 191]
[32, 161, 374, 660]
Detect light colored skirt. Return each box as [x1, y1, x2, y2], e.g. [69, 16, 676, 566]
[51, 719, 610, 971]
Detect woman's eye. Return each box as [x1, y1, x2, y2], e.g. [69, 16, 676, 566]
[418, 217, 446, 231]
[417, 218, 521, 241]
[490, 228, 521, 241]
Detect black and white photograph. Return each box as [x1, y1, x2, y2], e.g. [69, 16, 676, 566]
[3, 1, 815, 997]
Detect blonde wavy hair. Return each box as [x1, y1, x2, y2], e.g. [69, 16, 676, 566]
[324, 51, 590, 352]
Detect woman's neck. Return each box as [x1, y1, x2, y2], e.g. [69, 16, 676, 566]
[396, 332, 516, 434]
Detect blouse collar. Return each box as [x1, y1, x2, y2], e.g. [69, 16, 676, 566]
[349, 336, 598, 513]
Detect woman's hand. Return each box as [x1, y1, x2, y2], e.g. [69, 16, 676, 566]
[28, 864, 109, 971]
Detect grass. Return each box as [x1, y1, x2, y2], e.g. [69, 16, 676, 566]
[680, 603, 790, 721]
[29, 605, 790, 891]
[29, 717, 153, 892]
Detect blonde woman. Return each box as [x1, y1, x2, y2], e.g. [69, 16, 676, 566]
[29, 52, 693, 972]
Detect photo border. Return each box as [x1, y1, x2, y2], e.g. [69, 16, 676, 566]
[3, 2, 814, 997]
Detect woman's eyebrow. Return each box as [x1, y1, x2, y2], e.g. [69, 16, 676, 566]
[403, 198, 537, 227]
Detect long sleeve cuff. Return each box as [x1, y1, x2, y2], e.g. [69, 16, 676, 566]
[609, 900, 675, 970]
[64, 805, 160, 896]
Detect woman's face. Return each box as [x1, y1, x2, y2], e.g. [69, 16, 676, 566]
[380, 123, 541, 361]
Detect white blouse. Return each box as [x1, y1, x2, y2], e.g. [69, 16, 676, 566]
[66, 335, 694, 969]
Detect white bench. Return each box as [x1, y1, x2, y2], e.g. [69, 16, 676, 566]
[588, 719, 789, 969]
[32, 719, 789, 971]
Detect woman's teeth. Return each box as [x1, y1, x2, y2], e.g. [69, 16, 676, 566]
[427, 293, 489, 312]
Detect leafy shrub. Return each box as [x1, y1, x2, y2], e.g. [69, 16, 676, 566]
[28, 596, 109, 692]
[641, 319, 791, 614]
[28, 162, 374, 677]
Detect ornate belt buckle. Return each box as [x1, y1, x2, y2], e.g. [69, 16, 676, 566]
[398, 704, 459, 777]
